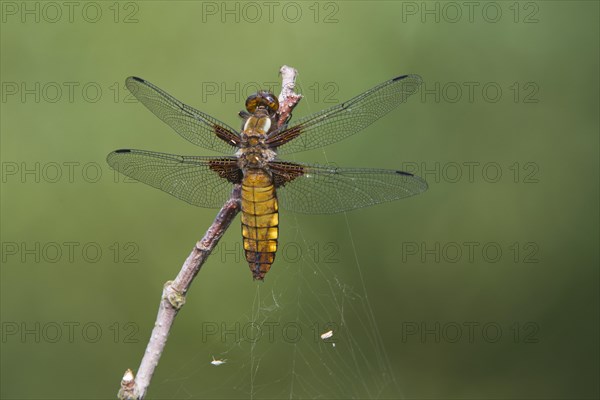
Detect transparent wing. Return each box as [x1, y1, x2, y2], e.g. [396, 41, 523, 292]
[126, 77, 240, 154]
[269, 161, 428, 214]
[106, 149, 241, 208]
[267, 74, 422, 154]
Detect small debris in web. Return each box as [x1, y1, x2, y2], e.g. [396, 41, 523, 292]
[211, 356, 227, 366]
[320, 330, 334, 340]
[321, 330, 336, 347]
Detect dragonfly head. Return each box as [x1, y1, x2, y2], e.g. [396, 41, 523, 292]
[245, 91, 279, 116]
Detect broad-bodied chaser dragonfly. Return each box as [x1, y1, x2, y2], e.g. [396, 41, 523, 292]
[107, 74, 427, 280]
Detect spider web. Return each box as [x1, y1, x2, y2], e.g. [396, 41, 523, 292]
[156, 215, 401, 399]
[154, 87, 402, 400]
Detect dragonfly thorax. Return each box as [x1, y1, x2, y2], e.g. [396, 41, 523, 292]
[237, 113, 277, 169]
[242, 114, 272, 136]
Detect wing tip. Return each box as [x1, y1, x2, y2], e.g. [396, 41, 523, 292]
[392, 75, 409, 82]
[392, 74, 423, 83]
[106, 149, 132, 164]
[129, 76, 145, 83]
[396, 170, 429, 191]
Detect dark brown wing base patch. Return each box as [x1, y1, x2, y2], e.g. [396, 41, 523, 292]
[208, 159, 243, 183]
[269, 161, 305, 188]
[214, 124, 241, 147]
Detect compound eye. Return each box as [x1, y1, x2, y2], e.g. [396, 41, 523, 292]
[245, 93, 259, 113]
[245, 92, 279, 114]
[262, 92, 279, 113]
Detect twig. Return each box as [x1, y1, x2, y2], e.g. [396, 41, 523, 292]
[117, 66, 301, 400]
[277, 65, 302, 126]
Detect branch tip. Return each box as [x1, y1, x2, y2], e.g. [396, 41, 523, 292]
[117, 369, 136, 400]
[277, 65, 302, 127]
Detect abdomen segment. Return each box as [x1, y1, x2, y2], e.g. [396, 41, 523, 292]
[241, 170, 278, 280]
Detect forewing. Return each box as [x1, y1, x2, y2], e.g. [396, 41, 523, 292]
[269, 161, 428, 214]
[106, 149, 241, 208]
[126, 77, 240, 154]
[267, 74, 422, 154]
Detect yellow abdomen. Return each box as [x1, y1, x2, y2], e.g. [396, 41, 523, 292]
[241, 169, 278, 280]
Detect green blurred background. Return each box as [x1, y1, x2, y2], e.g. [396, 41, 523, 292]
[1, 1, 598, 399]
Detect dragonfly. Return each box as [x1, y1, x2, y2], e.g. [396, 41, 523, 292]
[107, 74, 427, 280]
